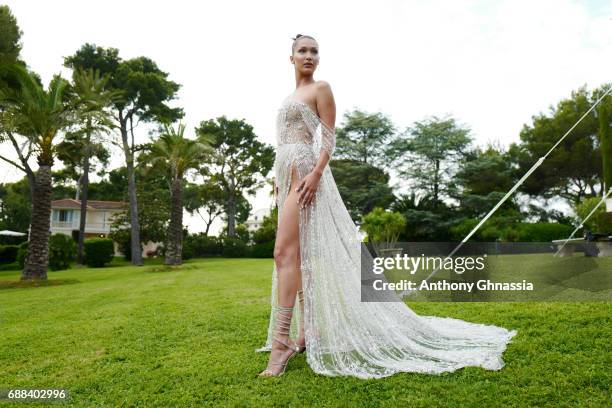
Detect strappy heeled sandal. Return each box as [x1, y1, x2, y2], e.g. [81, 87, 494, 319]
[259, 305, 301, 377]
[296, 290, 306, 354]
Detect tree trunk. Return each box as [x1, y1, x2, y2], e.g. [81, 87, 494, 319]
[165, 178, 184, 265]
[120, 114, 143, 265]
[433, 159, 440, 205]
[22, 165, 52, 280]
[77, 144, 90, 265]
[75, 172, 82, 200]
[227, 191, 236, 237]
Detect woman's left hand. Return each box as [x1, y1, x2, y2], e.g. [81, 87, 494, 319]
[296, 170, 322, 208]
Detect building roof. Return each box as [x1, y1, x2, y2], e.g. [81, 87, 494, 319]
[51, 199, 128, 210]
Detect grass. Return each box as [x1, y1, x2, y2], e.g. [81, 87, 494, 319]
[383, 253, 612, 301]
[0, 256, 610, 407]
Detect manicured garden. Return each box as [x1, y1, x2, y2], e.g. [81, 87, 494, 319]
[1, 257, 610, 406]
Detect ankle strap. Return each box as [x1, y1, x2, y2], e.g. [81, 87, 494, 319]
[274, 305, 294, 336]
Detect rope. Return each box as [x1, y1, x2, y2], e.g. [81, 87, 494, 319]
[553, 187, 612, 256]
[401, 86, 612, 299]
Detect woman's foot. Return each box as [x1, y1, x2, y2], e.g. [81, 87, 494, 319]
[295, 337, 305, 353]
[259, 336, 299, 376]
[259, 305, 300, 377]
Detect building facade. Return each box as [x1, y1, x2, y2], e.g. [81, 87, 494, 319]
[49, 199, 160, 257]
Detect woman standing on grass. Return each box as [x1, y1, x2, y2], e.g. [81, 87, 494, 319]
[257, 33, 517, 378]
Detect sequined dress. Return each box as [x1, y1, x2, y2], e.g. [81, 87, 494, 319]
[256, 93, 518, 379]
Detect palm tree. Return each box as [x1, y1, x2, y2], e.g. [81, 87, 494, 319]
[145, 123, 213, 264]
[62, 68, 118, 264]
[0, 64, 72, 280]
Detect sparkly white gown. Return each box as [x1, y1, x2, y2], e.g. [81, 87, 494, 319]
[256, 93, 518, 379]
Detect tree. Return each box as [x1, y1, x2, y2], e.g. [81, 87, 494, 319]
[108, 166, 171, 259]
[360, 207, 406, 255]
[195, 116, 274, 237]
[252, 206, 278, 244]
[0, 177, 31, 233]
[594, 85, 612, 194]
[65, 44, 183, 265]
[0, 65, 72, 280]
[452, 144, 519, 218]
[142, 123, 212, 265]
[86, 167, 128, 201]
[57, 68, 117, 264]
[389, 191, 454, 241]
[0, 5, 23, 66]
[388, 115, 472, 207]
[183, 182, 226, 236]
[511, 85, 604, 205]
[333, 109, 395, 167]
[330, 159, 395, 222]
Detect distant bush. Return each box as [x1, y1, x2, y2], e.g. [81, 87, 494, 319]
[221, 236, 248, 257]
[575, 197, 612, 233]
[248, 240, 275, 258]
[451, 218, 573, 242]
[84, 238, 115, 267]
[16, 241, 28, 268]
[182, 239, 194, 260]
[510, 222, 574, 242]
[49, 234, 76, 271]
[182, 233, 222, 257]
[0, 245, 19, 264]
[109, 229, 136, 261]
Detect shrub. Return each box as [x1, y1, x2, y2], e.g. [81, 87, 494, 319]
[249, 240, 275, 258]
[575, 197, 612, 233]
[111, 229, 132, 261]
[182, 239, 194, 260]
[361, 207, 406, 251]
[183, 233, 222, 257]
[49, 233, 77, 271]
[84, 238, 115, 267]
[16, 241, 28, 268]
[513, 222, 574, 242]
[221, 236, 248, 257]
[252, 208, 278, 244]
[0, 245, 19, 264]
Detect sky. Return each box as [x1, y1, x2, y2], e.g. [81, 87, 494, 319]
[1, 0, 611, 235]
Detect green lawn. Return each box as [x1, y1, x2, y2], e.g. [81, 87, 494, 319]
[1, 257, 610, 407]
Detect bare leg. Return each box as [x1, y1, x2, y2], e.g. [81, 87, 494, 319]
[296, 252, 305, 350]
[260, 164, 302, 376]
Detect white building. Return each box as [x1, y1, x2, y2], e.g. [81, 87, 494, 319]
[245, 207, 271, 233]
[48, 199, 160, 257]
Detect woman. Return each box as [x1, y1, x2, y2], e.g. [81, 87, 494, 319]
[257, 34, 517, 378]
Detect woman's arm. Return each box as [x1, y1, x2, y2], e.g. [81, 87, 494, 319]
[297, 81, 336, 208]
[312, 81, 336, 175]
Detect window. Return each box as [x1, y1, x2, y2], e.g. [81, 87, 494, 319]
[54, 209, 73, 222]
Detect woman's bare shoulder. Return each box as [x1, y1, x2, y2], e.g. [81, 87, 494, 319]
[315, 81, 335, 107]
[315, 80, 332, 91]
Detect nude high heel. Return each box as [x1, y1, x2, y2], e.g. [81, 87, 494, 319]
[259, 305, 300, 377]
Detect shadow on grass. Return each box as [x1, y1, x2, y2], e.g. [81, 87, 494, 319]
[0, 278, 81, 290]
